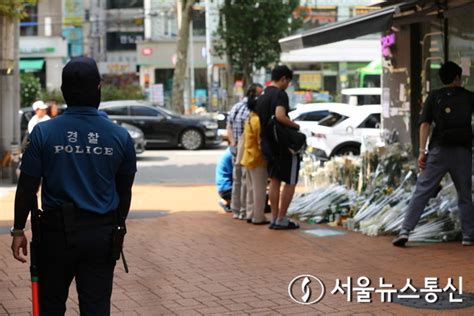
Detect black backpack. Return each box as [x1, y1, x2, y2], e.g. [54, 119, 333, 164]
[262, 87, 306, 156]
[434, 88, 472, 146]
[268, 116, 307, 155]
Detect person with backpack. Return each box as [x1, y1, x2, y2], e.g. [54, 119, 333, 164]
[256, 65, 301, 229]
[393, 61, 474, 247]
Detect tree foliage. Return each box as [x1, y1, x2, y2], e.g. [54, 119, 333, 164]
[0, 0, 37, 19]
[215, 0, 301, 86]
[20, 72, 41, 107]
[40, 89, 64, 105]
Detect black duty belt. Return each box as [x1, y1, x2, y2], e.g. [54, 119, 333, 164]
[40, 207, 116, 231]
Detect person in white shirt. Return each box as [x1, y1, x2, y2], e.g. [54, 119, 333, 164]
[28, 100, 50, 133]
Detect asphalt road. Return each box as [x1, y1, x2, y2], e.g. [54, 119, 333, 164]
[135, 144, 227, 185]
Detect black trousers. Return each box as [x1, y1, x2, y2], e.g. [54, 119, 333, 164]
[218, 189, 232, 201]
[38, 215, 116, 316]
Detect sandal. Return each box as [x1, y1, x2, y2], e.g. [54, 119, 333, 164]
[252, 220, 271, 225]
[274, 220, 300, 230]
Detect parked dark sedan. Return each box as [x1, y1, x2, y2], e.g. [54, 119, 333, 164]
[18, 105, 146, 155]
[99, 100, 222, 150]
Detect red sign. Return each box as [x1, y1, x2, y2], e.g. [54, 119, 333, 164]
[142, 48, 153, 56]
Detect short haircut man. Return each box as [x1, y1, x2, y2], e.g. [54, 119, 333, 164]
[393, 61, 474, 247]
[256, 64, 301, 229]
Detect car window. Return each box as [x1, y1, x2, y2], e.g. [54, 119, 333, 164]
[358, 95, 381, 105]
[130, 106, 159, 116]
[358, 113, 381, 128]
[304, 110, 330, 122]
[159, 107, 178, 116]
[318, 112, 348, 127]
[293, 113, 307, 121]
[102, 106, 129, 116]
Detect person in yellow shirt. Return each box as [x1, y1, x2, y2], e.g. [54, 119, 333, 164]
[241, 86, 269, 225]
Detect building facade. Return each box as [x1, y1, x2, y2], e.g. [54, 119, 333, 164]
[282, 0, 381, 105]
[379, 0, 474, 150]
[95, 0, 144, 84]
[19, 0, 68, 91]
[280, 0, 473, 154]
[137, 0, 225, 110]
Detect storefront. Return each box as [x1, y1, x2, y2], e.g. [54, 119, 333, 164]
[280, 39, 381, 104]
[280, 0, 474, 154]
[378, 0, 474, 152]
[136, 39, 225, 108]
[19, 36, 68, 90]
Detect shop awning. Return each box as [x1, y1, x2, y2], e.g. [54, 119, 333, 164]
[279, 2, 416, 52]
[281, 40, 381, 64]
[19, 59, 44, 72]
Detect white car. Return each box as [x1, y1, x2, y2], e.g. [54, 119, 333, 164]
[289, 103, 358, 138]
[307, 105, 382, 159]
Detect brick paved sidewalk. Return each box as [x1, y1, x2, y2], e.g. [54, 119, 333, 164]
[1, 185, 474, 315]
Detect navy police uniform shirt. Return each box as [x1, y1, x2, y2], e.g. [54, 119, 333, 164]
[21, 106, 137, 214]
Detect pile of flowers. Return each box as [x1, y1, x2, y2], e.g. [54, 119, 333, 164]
[290, 144, 461, 243]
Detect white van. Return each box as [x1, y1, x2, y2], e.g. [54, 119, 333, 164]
[341, 87, 381, 106]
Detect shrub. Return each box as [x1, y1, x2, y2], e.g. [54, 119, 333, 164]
[20, 72, 41, 107]
[101, 85, 145, 102]
[40, 89, 64, 104]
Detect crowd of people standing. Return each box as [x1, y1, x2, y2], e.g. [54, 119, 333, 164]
[223, 65, 302, 229]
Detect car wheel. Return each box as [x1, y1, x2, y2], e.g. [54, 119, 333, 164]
[334, 145, 360, 156]
[180, 129, 204, 150]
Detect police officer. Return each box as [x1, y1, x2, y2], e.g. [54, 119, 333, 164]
[11, 57, 137, 315]
[393, 61, 474, 247]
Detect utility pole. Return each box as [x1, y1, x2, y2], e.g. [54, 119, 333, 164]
[205, 0, 212, 111]
[144, 0, 152, 40]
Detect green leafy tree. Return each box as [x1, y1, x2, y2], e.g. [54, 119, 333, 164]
[0, 0, 37, 19]
[215, 0, 301, 87]
[20, 72, 41, 107]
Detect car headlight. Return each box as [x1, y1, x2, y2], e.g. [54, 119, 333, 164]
[202, 121, 218, 129]
[128, 130, 142, 139]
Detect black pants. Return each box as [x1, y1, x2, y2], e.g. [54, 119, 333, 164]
[39, 215, 116, 316]
[218, 189, 232, 201]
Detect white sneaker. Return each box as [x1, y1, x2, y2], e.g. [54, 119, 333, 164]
[462, 239, 474, 246]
